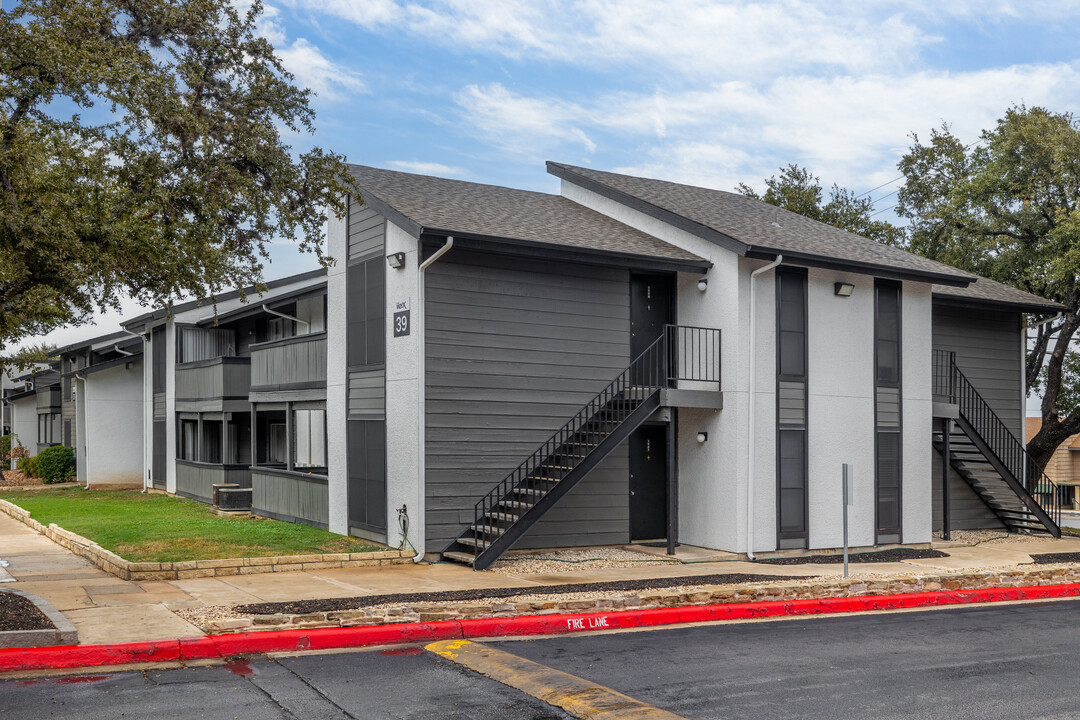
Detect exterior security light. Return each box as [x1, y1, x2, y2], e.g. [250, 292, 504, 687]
[696, 431, 708, 443]
[386, 252, 407, 269]
[697, 277, 708, 292]
[834, 282, 855, 297]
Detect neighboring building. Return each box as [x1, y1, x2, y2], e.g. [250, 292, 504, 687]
[7, 161, 1065, 568]
[2, 364, 60, 466]
[1025, 417, 1080, 509]
[120, 270, 328, 514]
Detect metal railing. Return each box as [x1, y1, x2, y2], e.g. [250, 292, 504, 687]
[468, 325, 721, 561]
[933, 350, 1061, 530]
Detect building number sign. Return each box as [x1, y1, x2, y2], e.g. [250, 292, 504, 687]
[394, 298, 411, 337]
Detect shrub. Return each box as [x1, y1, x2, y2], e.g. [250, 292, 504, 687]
[35, 445, 74, 483]
[0, 434, 13, 462]
[17, 455, 37, 478]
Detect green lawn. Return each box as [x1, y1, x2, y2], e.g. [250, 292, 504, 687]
[0, 487, 381, 562]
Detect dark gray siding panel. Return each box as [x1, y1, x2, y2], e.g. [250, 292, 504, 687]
[348, 202, 385, 261]
[932, 304, 1023, 439]
[425, 251, 631, 550]
[932, 449, 1005, 530]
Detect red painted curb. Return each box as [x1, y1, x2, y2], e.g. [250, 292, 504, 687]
[4, 582, 1080, 673]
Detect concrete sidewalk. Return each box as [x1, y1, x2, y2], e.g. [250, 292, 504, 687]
[5, 511, 1080, 645]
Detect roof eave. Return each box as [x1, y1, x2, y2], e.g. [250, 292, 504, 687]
[746, 249, 973, 287]
[546, 162, 749, 256]
[931, 292, 1067, 314]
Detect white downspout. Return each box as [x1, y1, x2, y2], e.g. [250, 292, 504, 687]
[415, 236, 454, 562]
[120, 328, 151, 492]
[262, 304, 311, 333]
[74, 372, 89, 490]
[746, 254, 783, 560]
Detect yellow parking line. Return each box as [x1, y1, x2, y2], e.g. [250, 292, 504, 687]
[426, 639, 688, 720]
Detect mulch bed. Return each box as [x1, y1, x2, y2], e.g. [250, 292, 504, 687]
[752, 548, 950, 565]
[235, 573, 809, 615]
[1029, 552, 1080, 565]
[0, 470, 44, 488]
[0, 592, 53, 632]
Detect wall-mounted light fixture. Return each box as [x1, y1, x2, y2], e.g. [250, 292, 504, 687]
[834, 282, 855, 297]
[386, 252, 407, 269]
[697, 277, 708, 292]
[696, 431, 708, 443]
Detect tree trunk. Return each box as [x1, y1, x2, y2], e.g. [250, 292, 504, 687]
[1029, 308, 1080, 470]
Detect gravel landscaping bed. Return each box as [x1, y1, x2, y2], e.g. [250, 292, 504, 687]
[0, 592, 53, 631]
[934, 529, 1050, 545]
[489, 548, 679, 574]
[1029, 552, 1080, 565]
[234, 573, 804, 615]
[753, 548, 950, 565]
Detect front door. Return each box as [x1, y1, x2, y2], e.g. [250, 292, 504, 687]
[630, 426, 667, 541]
[630, 274, 673, 359]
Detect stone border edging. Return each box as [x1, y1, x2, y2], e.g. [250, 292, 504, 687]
[0, 498, 412, 581]
[0, 588, 78, 649]
[196, 563, 1080, 633]
[4, 581, 1080, 672]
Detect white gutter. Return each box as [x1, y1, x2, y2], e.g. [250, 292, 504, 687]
[112, 344, 134, 357]
[746, 254, 783, 560]
[262, 304, 310, 333]
[415, 236, 454, 563]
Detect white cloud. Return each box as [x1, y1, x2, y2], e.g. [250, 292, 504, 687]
[385, 161, 468, 177]
[276, 38, 366, 101]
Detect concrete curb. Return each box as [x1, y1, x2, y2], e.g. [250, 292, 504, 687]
[0, 588, 78, 649]
[2, 581, 1080, 673]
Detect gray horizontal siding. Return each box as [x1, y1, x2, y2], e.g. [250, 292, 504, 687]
[175, 361, 251, 399]
[932, 449, 1005, 531]
[778, 381, 805, 426]
[251, 468, 329, 529]
[348, 370, 385, 415]
[176, 461, 251, 504]
[424, 251, 631, 550]
[348, 203, 385, 260]
[932, 304, 1023, 441]
[876, 387, 901, 428]
[250, 335, 327, 388]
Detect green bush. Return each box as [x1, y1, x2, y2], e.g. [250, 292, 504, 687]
[35, 446, 74, 483]
[0, 434, 14, 462]
[17, 455, 38, 478]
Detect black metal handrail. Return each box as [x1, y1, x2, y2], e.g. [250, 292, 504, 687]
[933, 350, 1061, 529]
[469, 325, 721, 559]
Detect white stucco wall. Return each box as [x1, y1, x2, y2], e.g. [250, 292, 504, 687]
[10, 395, 37, 466]
[164, 319, 177, 493]
[83, 361, 144, 485]
[326, 208, 349, 535]
[384, 220, 422, 553]
[805, 267, 876, 549]
[902, 281, 934, 544]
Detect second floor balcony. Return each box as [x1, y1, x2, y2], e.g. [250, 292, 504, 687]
[249, 332, 327, 392]
[175, 356, 252, 401]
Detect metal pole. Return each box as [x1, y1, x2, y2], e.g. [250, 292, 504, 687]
[941, 418, 952, 541]
[842, 463, 850, 578]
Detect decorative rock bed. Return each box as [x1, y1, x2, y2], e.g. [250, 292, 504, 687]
[177, 564, 1080, 635]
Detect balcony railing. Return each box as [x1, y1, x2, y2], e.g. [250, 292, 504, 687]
[175, 356, 251, 400]
[249, 332, 327, 390]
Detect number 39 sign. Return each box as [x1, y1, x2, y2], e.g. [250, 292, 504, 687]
[393, 298, 411, 337]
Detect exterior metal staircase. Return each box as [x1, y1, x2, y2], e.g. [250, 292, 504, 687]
[932, 350, 1061, 537]
[443, 325, 720, 570]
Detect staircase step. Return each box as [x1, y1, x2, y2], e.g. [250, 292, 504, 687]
[499, 500, 532, 510]
[470, 523, 505, 536]
[488, 512, 519, 522]
[514, 487, 546, 498]
[456, 536, 491, 549]
[443, 551, 475, 565]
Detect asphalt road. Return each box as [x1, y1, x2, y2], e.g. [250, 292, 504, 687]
[4, 599, 1080, 719]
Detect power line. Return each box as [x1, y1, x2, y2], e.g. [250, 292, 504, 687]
[856, 175, 904, 199]
[869, 204, 898, 218]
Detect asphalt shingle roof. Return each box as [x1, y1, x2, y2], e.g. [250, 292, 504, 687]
[932, 276, 1066, 313]
[348, 165, 707, 266]
[547, 162, 978, 286]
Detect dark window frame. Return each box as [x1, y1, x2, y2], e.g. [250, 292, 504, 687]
[775, 267, 809, 548]
[874, 279, 904, 542]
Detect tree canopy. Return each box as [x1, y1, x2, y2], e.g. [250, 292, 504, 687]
[895, 105, 1080, 468]
[737, 164, 905, 247]
[0, 0, 357, 350]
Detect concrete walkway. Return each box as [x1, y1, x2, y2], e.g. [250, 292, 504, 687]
[5, 512, 1080, 645]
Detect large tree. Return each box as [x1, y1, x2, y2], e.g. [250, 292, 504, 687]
[895, 106, 1080, 470]
[737, 164, 905, 247]
[0, 0, 356, 349]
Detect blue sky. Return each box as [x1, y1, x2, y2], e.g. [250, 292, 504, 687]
[33, 0, 1080, 348]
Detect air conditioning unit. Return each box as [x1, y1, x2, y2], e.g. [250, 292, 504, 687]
[218, 487, 252, 512]
[212, 483, 239, 506]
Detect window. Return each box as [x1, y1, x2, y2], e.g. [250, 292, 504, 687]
[875, 283, 901, 386]
[266, 317, 295, 342]
[179, 419, 198, 461]
[38, 413, 59, 444]
[200, 419, 222, 464]
[294, 409, 326, 469]
[225, 413, 251, 465]
[347, 258, 385, 368]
